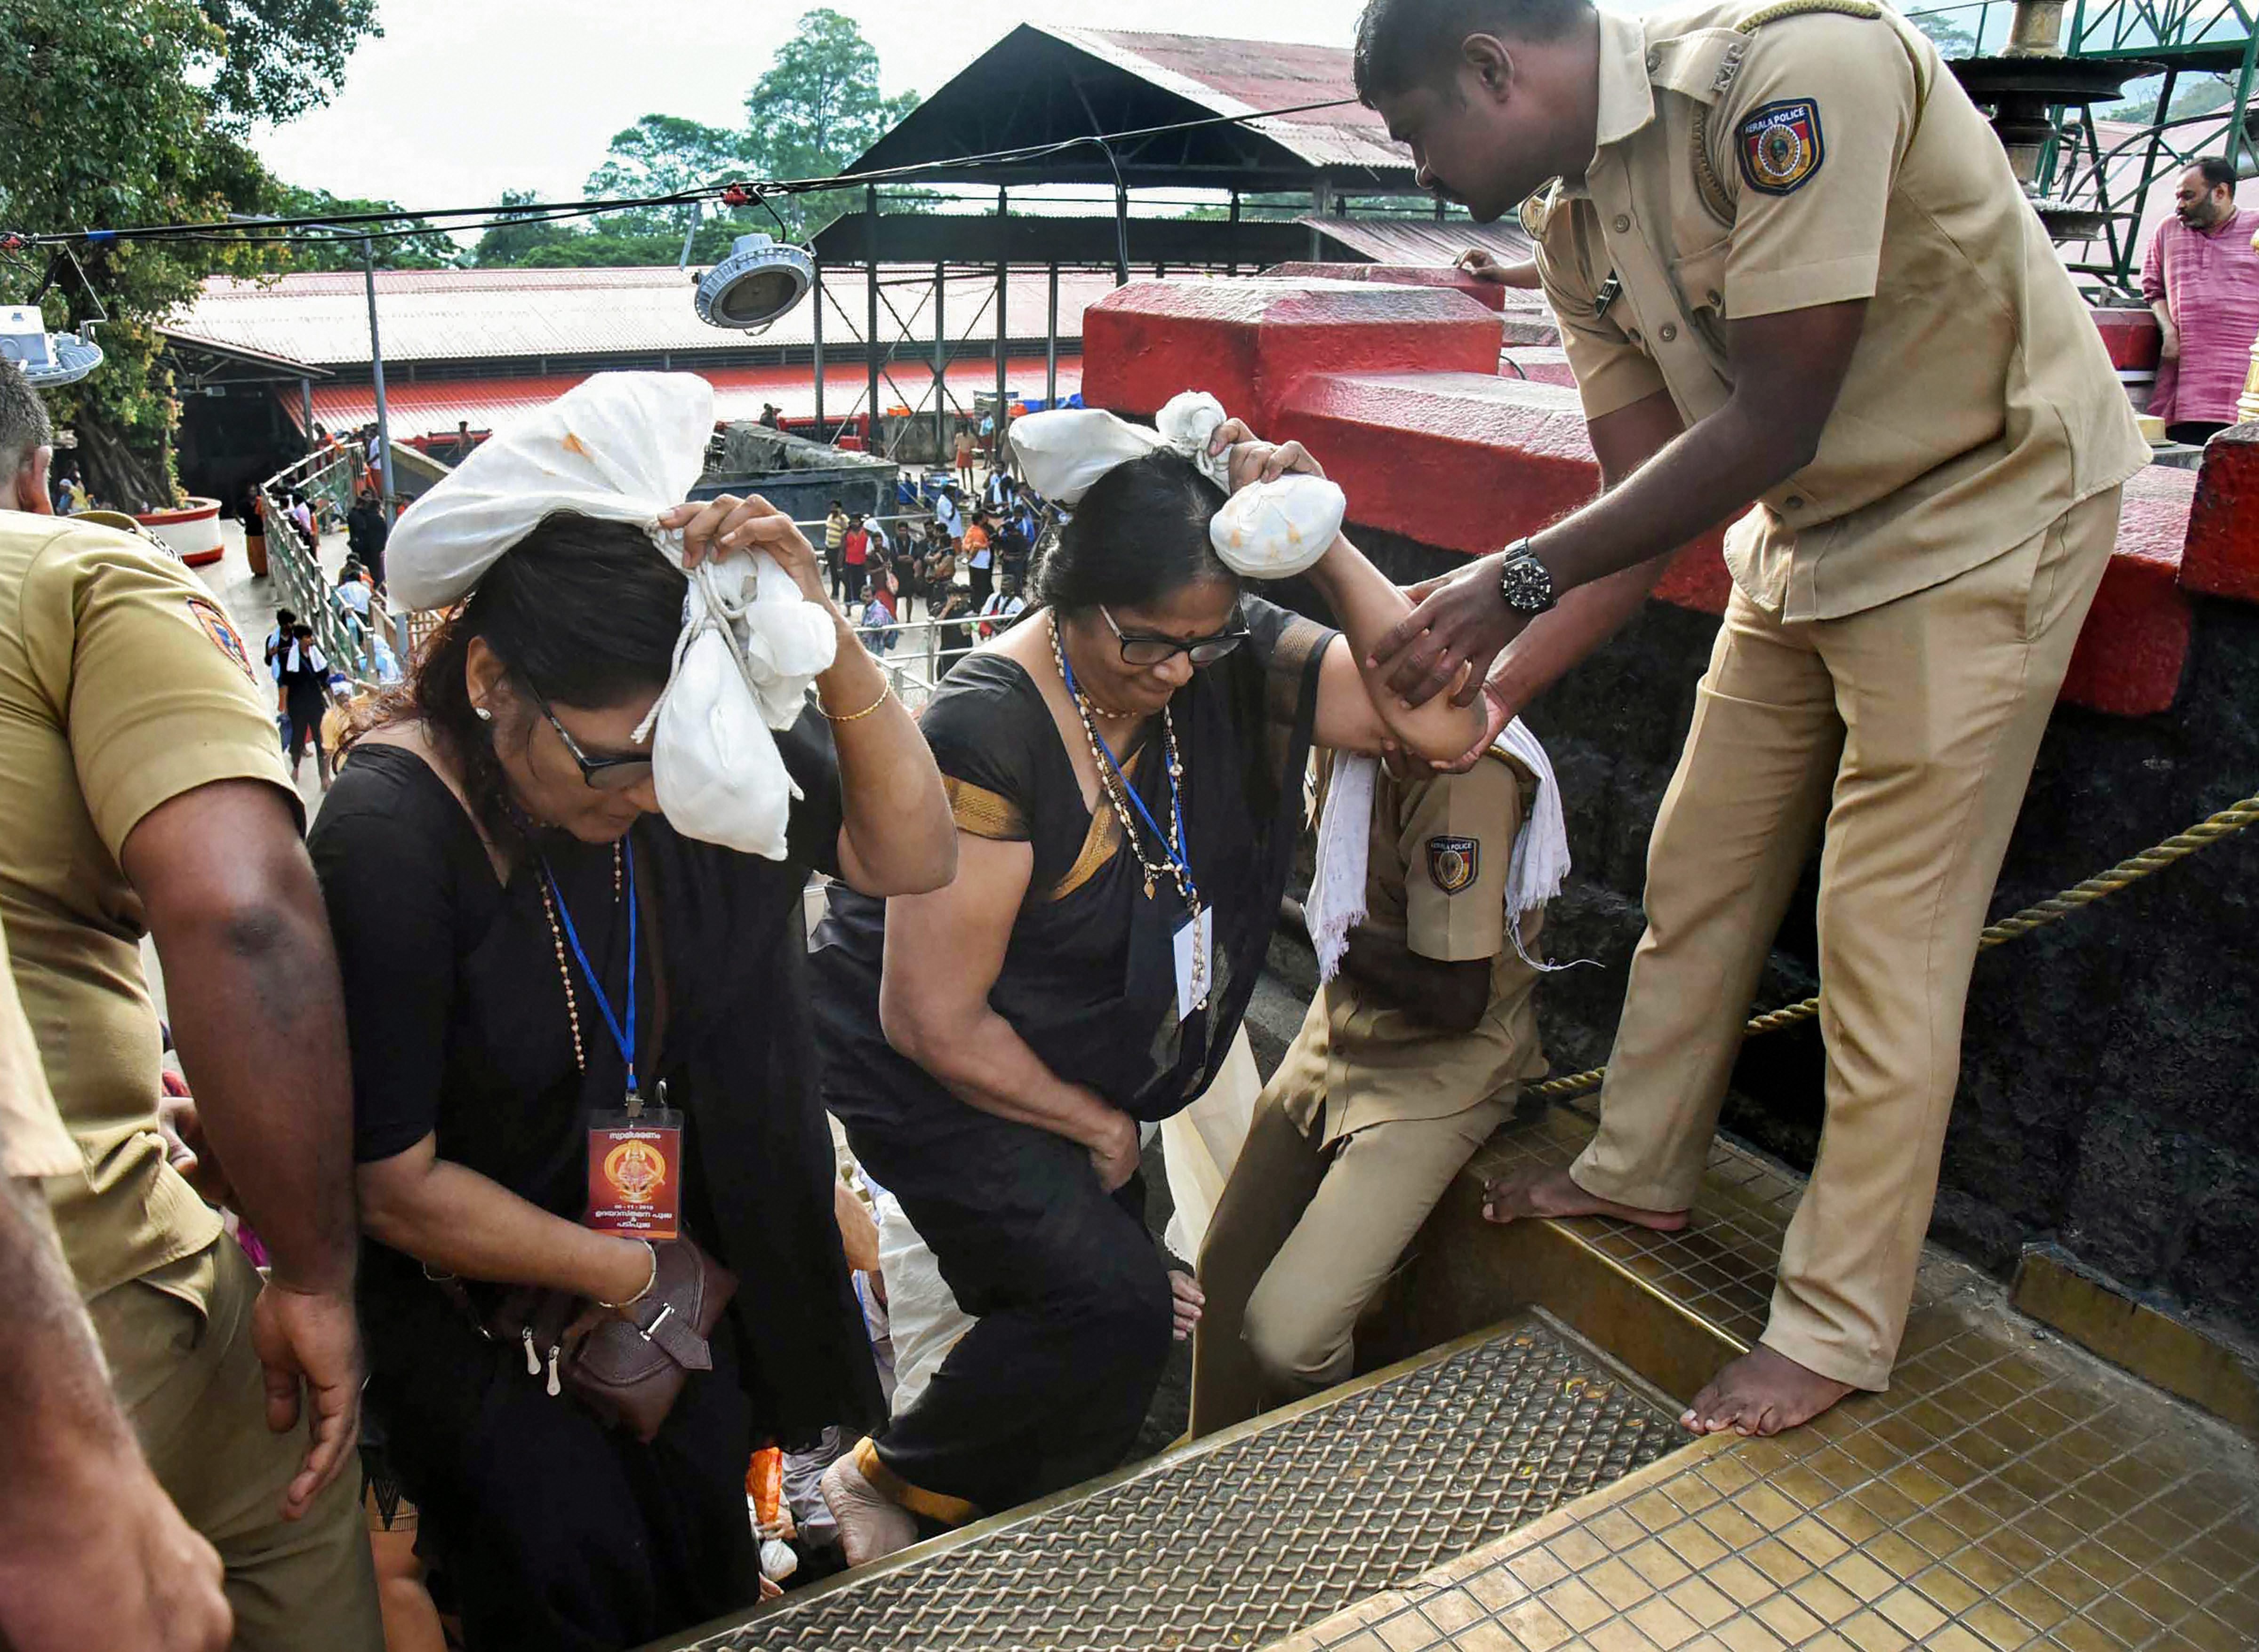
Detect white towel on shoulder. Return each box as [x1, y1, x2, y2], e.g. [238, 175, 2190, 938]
[1304, 720, 1574, 981]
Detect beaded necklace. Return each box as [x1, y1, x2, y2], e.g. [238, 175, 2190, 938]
[537, 842, 625, 1075]
[1049, 614, 1200, 914]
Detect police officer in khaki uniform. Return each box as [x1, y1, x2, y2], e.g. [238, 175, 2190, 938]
[1189, 750, 1547, 1435]
[1351, 0, 2148, 1436]
[0, 914, 235, 1652]
[0, 359, 381, 1647]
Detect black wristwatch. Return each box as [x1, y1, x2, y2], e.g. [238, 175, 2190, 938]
[1497, 538, 1559, 616]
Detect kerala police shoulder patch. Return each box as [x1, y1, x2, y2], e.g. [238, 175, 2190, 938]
[1738, 99, 1824, 196]
[184, 596, 255, 682]
[1427, 835, 1479, 896]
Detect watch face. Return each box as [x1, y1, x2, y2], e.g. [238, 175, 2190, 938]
[1499, 553, 1555, 614]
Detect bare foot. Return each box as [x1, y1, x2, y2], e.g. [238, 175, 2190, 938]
[1170, 1269, 1204, 1341]
[819, 1454, 917, 1568]
[1481, 1165, 1689, 1231]
[1682, 1345, 1856, 1438]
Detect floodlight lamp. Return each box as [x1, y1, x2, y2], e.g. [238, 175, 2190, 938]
[0, 305, 102, 389]
[694, 234, 814, 332]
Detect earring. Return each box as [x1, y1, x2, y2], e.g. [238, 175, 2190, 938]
[473, 704, 494, 722]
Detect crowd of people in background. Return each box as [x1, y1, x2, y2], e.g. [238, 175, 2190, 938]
[820, 455, 1047, 671]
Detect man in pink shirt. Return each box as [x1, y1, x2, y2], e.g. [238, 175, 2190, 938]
[2144, 157, 2259, 444]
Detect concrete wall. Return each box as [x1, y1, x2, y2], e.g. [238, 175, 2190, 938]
[1084, 275, 2259, 1356]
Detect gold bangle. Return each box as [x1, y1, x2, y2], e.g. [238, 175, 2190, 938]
[596, 1239, 658, 1309]
[818, 681, 891, 723]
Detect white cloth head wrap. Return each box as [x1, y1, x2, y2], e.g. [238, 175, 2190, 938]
[1008, 391, 1347, 579]
[385, 371, 835, 860]
[1303, 723, 1586, 981]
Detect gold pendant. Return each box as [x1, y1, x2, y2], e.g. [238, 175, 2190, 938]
[1143, 875, 1156, 898]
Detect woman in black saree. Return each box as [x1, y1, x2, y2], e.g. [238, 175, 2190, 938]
[809, 416, 1486, 1561]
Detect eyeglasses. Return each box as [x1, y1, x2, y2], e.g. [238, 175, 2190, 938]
[1099, 604, 1251, 668]
[532, 690, 655, 791]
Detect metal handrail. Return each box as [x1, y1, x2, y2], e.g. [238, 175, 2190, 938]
[256, 447, 385, 690]
[850, 607, 1029, 710]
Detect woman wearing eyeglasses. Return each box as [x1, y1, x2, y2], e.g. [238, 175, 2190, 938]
[304, 503, 953, 1651]
[809, 419, 1485, 1563]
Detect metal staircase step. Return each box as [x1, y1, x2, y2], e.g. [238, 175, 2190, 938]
[654, 1310, 1683, 1652]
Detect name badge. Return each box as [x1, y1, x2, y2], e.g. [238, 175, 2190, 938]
[587, 1106, 684, 1241]
[1173, 907, 1213, 1022]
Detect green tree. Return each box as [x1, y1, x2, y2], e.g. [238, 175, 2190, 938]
[742, 8, 921, 240]
[468, 11, 920, 267]
[470, 187, 588, 268]
[587, 115, 754, 237]
[2098, 73, 2236, 124]
[261, 182, 460, 271]
[0, 0, 380, 507]
[1904, 8, 1977, 58]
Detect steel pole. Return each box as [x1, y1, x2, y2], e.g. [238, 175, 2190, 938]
[933, 261, 948, 462]
[1046, 263, 1059, 408]
[995, 189, 1009, 426]
[865, 185, 881, 452]
[811, 256, 825, 437]
[363, 237, 396, 511]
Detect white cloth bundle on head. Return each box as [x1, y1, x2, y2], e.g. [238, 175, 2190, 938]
[1008, 391, 1346, 579]
[1303, 721, 1576, 982]
[384, 370, 835, 859]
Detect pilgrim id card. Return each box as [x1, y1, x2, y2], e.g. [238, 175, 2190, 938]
[587, 1107, 683, 1241]
[1173, 907, 1213, 1022]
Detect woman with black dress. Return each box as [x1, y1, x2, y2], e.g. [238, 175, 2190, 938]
[308, 497, 954, 1651]
[278, 621, 332, 790]
[811, 417, 1485, 1562]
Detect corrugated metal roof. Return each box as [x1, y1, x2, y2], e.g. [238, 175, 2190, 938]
[1299, 216, 1534, 267]
[1042, 27, 1409, 176]
[164, 265, 1124, 371]
[302, 357, 1086, 439]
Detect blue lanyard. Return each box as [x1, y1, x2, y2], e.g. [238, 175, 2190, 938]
[1057, 646, 1200, 906]
[541, 840, 639, 1099]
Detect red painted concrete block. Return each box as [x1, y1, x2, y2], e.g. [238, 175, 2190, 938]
[1262, 262, 1506, 312]
[2062, 465, 2195, 716]
[1270, 368, 1734, 582]
[1502, 348, 1578, 390]
[2089, 305, 2162, 372]
[1082, 279, 1501, 431]
[2182, 422, 2259, 603]
[1084, 275, 2194, 717]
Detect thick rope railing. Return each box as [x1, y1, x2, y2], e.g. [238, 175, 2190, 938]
[1525, 790, 2259, 1102]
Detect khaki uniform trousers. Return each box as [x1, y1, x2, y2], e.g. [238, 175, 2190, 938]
[1574, 487, 2122, 1391]
[87, 1237, 383, 1652]
[1190, 1084, 1514, 1437]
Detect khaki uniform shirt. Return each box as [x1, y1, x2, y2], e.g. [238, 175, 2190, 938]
[0, 920, 80, 1181]
[1279, 753, 1549, 1146]
[0, 513, 297, 1298]
[1529, 0, 2150, 622]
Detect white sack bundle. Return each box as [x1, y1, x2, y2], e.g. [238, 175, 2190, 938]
[1007, 389, 1345, 580]
[385, 370, 834, 859]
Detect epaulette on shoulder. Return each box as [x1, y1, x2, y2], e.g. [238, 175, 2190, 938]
[1519, 179, 1564, 239]
[1734, 0, 1881, 30]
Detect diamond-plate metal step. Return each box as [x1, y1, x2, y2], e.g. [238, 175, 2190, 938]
[655, 1310, 1682, 1652]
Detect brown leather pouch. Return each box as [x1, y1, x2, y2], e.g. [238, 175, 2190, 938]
[483, 1237, 738, 1445]
[567, 1238, 737, 1442]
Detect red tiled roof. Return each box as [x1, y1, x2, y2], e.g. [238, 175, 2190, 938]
[167, 264, 1125, 371]
[300, 357, 1085, 440]
[1042, 27, 1406, 176]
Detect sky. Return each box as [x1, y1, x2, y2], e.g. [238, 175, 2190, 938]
[250, 0, 1388, 215]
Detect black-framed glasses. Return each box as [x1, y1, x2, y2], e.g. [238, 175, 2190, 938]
[532, 691, 654, 791]
[1099, 604, 1251, 668]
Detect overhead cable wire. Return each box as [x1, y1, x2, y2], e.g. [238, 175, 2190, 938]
[2, 95, 1363, 251]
